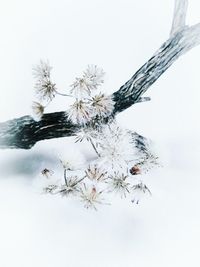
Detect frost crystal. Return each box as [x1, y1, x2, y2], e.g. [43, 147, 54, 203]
[33, 60, 56, 101]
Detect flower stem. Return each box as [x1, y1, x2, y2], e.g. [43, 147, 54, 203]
[89, 138, 100, 157]
[55, 90, 73, 98]
[64, 169, 68, 185]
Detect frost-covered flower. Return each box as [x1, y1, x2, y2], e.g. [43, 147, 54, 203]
[33, 60, 56, 101]
[97, 123, 135, 169]
[70, 65, 105, 99]
[107, 172, 130, 198]
[85, 165, 107, 182]
[67, 100, 93, 125]
[131, 182, 151, 204]
[59, 176, 83, 197]
[80, 184, 104, 210]
[33, 60, 52, 80]
[32, 101, 44, 120]
[89, 93, 114, 118]
[70, 77, 93, 98]
[83, 65, 105, 88]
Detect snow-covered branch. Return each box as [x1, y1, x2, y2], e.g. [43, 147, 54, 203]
[1, 0, 200, 150]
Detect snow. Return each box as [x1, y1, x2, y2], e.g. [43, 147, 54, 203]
[0, 0, 200, 266]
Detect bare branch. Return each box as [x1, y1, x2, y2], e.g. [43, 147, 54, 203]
[135, 97, 151, 104]
[171, 0, 188, 36]
[112, 23, 200, 114]
[1, 0, 200, 150]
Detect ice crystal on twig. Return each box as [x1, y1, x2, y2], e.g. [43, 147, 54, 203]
[32, 101, 44, 120]
[80, 184, 104, 210]
[33, 60, 56, 101]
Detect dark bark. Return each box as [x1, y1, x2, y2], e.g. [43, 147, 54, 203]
[0, 112, 80, 149]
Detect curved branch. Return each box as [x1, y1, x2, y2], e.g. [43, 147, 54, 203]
[0, 112, 80, 149]
[112, 23, 200, 114]
[0, 0, 200, 149]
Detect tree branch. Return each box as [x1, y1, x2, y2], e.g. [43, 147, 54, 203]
[0, 112, 80, 149]
[171, 0, 188, 36]
[1, 0, 200, 150]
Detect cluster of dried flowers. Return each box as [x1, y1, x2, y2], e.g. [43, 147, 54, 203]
[32, 60, 159, 210]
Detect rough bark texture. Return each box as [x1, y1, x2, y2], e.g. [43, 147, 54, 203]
[0, 112, 80, 149]
[112, 25, 200, 113]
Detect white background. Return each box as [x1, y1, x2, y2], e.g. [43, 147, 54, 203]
[0, 0, 200, 266]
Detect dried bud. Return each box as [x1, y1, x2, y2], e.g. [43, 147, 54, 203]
[32, 101, 44, 120]
[130, 165, 141, 175]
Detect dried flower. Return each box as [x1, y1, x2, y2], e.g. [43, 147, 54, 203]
[107, 172, 130, 198]
[97, 123, 135, 169]
[131, 182, 151, 204]
[32, 101, 44, 120]
[43, 184, 59, 194]
[33, 60, 56, 101]
[83, 65, 105, 88]
[59, 176, 83, 197]
[67, 100, 93, 125]
[80, 184, 104, 210]
[130, 165, 141, 175]
[70, 77, 93, 98]
[70, 65, 105, 99]
[41, 168, 54, 178]
[89, 93, 114, 118]
[85, 165, 107, 182]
